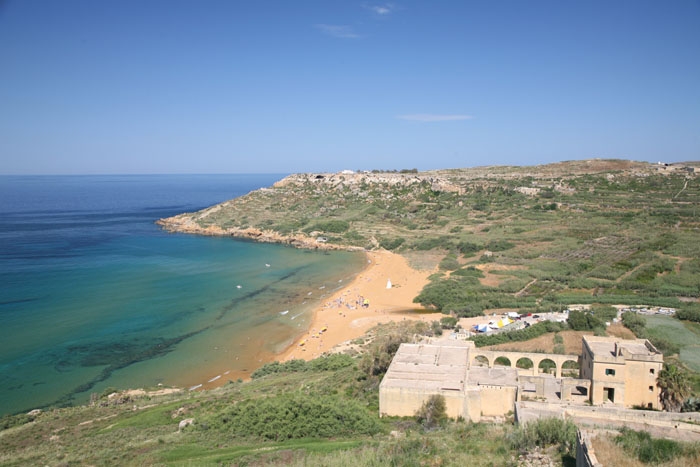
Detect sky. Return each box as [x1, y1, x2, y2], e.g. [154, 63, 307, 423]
[1, 0, 699, 174]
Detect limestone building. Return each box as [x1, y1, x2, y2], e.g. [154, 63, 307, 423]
[378, 342, 518, 422]
[379, 335, 664, 420]
[580, 335, 664, 409]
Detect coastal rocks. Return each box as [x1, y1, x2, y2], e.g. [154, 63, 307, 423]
[178, 418, 195, 431]
[172, 407, 187, 419]
[156, 217, 365, 253]
[27, 409, 42, 417]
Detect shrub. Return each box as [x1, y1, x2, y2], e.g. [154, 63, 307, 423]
[378, 237, 405, 251]
[431, 320, 443, 336]
[251, 354, 354, 379]
[568, 310, 604, 331]
[0, 413, 31, 432]
[457, 241, 481, 255]
[508, 418, 578, 455]
[439, 255, 460, 271]
[440, 316, 458, 329]
[471, 321, 568, 347]
[309, 220, 350, 233]
[205, 394, 381, 440]
[359, 328, 415, 376]
[615, 427, 693, 464]
[415, 395, 447, 428]
[486, 240, 515, 251]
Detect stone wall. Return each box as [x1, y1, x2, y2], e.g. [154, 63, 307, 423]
[576, 430, 602, 467]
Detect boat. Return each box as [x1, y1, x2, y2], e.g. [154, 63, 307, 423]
[236, 285, 242, 289]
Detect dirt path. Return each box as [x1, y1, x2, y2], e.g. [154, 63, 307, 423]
[515, 279, 537, 297]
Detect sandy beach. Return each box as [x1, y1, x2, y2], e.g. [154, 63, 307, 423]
[277, 250, 440, 361]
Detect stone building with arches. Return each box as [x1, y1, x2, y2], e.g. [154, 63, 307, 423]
[379, 335, 663, 421]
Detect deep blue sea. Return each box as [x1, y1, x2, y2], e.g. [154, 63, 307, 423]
[0, 175, 364, 415]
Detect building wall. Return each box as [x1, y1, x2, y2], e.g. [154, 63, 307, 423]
[379, 387, 465, 419]
[478, 385, 518, 417]
[623, 359, 663, 409]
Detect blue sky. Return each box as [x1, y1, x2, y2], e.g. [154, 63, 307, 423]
[1, 0, 698, 174]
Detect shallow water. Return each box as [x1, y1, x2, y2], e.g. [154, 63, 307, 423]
[0, 175, 364, 415]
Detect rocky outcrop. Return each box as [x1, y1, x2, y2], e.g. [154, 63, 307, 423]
[156, 215, 365, 252]
[273, 171, 463, 193]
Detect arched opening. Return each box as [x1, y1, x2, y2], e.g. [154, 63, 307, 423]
[516, 357, 534, 370]
[494, 356, 512, 367]
[562, 360, 579, 378]
[538, 358, 557, 375]
[473, 355, 489, 367]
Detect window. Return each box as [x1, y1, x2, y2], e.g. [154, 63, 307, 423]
[649, 386, 654, 392]
[647, 403, 653, 409]
[650, 368, 655, 374]
[605, 368, 616, 376]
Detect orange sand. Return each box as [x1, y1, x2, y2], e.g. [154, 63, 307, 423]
[279, 250, 439, 361]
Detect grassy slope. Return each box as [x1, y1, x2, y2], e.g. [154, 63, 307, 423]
[0, 355, 517, 466]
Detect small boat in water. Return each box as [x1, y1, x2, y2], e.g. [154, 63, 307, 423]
[236, 285, 242, 289]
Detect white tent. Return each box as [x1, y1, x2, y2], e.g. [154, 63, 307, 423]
[386, 279, 392, 289]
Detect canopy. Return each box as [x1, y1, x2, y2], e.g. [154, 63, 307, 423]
[476, 324, 489, 332]
[496, 318, 514, 328]
[386, 279, 392, 289]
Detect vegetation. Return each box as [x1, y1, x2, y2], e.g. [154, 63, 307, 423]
[471, 321, 568, 347]
[658, 364, 691, 412]
[203, 393, 381, 440]
[414, 395, 447, 429]
[614, 427, 700, 464]
[508, 417, 578, 457]
[251, 354, 354, 378]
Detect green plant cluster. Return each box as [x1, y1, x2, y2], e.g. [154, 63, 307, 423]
[615, 427, 699, 464]
[203, 393, 381, 441]
[507, 418, 578, 456]
[251, 354, 354, 379]
[470, 321, 568, 347]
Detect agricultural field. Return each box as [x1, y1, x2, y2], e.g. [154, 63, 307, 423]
[644, 315, 700, 372]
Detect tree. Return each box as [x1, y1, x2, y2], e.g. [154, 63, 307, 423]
[658, 364, 690, 412]
[440, 316, 458, 329]
[568, 310, 603, 331]
[415, 394, 446, 428]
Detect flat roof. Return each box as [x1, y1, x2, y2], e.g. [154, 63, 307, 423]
[467, 367, 519, 386]
[583, 335, 660, 359]
[381, 343, 468, 392]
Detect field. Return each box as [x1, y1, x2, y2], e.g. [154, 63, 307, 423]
[644, 315, 700, 371]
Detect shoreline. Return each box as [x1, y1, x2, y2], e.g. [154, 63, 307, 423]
[193, 249, 439, 391]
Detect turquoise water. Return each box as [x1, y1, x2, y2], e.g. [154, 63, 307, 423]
[0, 175, 364, 415]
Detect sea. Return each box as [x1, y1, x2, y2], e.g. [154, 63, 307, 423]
[0, 175, 365, 416]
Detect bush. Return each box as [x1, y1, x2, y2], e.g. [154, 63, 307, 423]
[309, 220, 350, 233]
[440, 316, 458, 329]
[457, 241, 481, 255]
[0, 413, 31, 432]
[415, 395, 447, 428]
[251, 354, 354, 379]
[431, 320, 443, 336]
[621, 311, 647, 336]
[439, 255, 460, 271]
[508, 418, 578, 455]
[205, 394, 381, 440]
[359, 328, 415, 376]
[615, 427, 694, 463]
[568, 310, 604, 331]
[590, 304, 618, 322]
[471, 321, 568, 347]
[378, 237, 405, 251]
[486, 240, 515, 251]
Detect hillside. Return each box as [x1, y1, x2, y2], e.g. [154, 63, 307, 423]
[159, 159, 700, 317]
